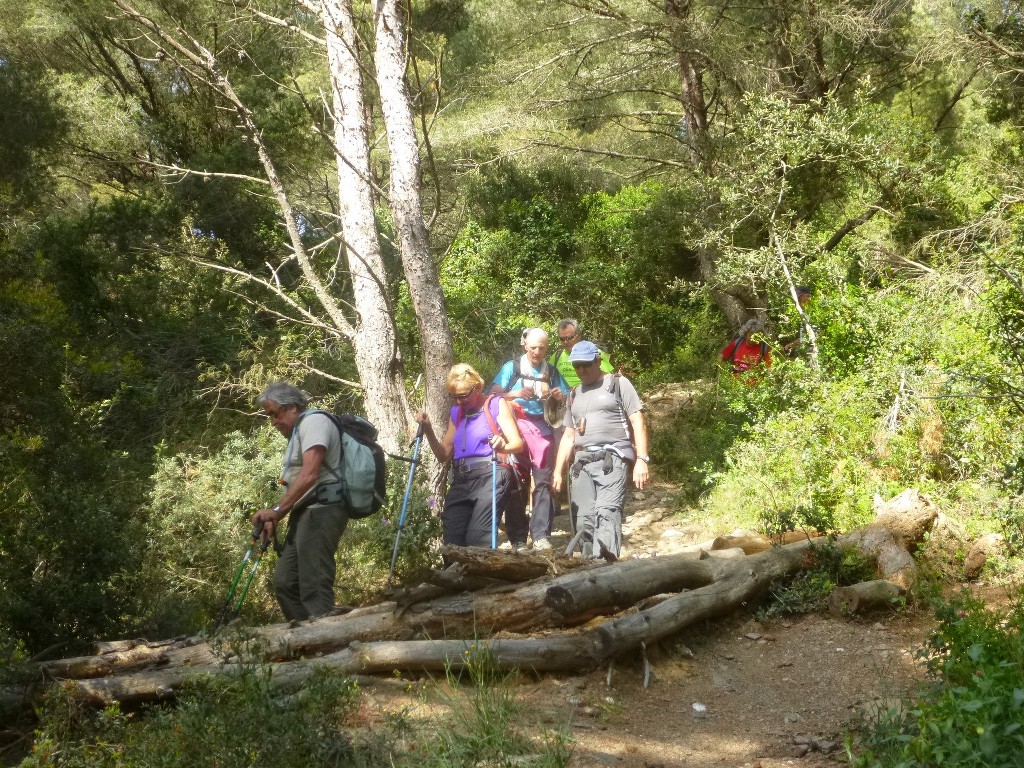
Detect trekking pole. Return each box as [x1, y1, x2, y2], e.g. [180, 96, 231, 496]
[230, 533, 272, 620]
[213, 523, 262, 630]
[491, 448, 498, 549]
[388, 422, 424, 585]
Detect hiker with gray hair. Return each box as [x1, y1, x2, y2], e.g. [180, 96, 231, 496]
[252, 382, 347, 621]
[549, 318, 614, 388]
[721, 317, 772, 375]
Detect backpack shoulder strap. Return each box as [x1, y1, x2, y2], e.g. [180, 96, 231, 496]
[726, 336, 743, 363]
[297, 409, 344, 482]
[482, 395, 502, 437]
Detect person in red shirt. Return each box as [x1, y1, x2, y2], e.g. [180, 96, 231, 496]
[721, 318, 771, 374]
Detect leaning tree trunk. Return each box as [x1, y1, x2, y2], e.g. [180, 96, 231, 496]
[372, 0, 453, 439]
[321, 0, 410, 452]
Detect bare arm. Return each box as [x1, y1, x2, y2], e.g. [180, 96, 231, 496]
[416, 411, 455, 463]
[629, 411, 650, 490]
[551, 427, 576, 494]
[252, 445, 326, 537]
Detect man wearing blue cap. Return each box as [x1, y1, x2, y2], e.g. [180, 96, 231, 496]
[552, 341, 650, 559]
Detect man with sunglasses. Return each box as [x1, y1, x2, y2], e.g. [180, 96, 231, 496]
[553, 341, 650, 559]
[549, 318, 614, 388]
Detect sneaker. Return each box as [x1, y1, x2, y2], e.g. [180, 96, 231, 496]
[511, 541, 528, 553]
[532, 537, 552, 551]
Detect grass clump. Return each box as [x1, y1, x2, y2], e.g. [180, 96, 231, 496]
[410, 643, 572, 768]
[849, 589, 1024, 767]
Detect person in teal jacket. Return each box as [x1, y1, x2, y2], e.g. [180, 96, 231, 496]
[549, 318, 614, 388]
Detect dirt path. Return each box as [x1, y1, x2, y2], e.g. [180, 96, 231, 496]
[358, 484, 936, 767]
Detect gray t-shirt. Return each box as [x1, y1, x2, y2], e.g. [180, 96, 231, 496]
[564, 374, 643, 458]
[282, 410, 343, 489]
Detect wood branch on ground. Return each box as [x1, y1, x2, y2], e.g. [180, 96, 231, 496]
[15, 490, 938, 712]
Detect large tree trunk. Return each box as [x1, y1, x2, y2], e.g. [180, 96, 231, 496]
[321, 0, 410, 452]
[372, 0, 453, 438]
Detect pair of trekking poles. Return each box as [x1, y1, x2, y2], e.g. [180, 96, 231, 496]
[213, 522, 271, 630]
[388, 424, 503, 572]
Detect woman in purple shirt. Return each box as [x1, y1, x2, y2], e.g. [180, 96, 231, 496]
[416, 364, 525, 548]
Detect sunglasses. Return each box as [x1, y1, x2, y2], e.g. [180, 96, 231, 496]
[571, 360, 596, 369]
[558, 334, 577, 342]
[450, 387, 478, 402]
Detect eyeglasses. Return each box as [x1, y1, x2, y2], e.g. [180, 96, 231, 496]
[450, 387, 477, 402]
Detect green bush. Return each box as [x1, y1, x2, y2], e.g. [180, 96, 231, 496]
[140, 428, 283, 636]
[142, 425, 444, 630]
[20, 666, 362, 768]
[850, 590, 1024, 768]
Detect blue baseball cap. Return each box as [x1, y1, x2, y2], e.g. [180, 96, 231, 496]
[568, 340, 600, 363]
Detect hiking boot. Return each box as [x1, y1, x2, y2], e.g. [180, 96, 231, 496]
[511, 541, 528, 553]
[532, 537, 552, 551]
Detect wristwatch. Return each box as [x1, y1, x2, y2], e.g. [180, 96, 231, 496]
[272, 504, 283, 518]
[637, 455, 651, 463]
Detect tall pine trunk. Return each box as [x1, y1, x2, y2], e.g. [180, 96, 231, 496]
[321, 0, 409, 453]
[372, 0, 453, 434]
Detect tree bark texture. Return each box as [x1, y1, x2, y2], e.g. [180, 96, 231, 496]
[372, 0, 454, 439]
[321, 0, 410, 452]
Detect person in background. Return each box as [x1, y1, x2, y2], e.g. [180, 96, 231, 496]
[490, 328, 569, 550]
[252, 382, 347, 621]
[721, 317, 771, 375]
[552, 342, 650, 559]
[549, 318, 614, 388]
[416, 364, 525, 549]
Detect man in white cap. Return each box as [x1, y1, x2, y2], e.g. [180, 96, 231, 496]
[552, 341, 650, 559]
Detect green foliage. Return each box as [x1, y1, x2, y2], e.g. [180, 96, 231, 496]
[21, 666, 362, 768]
[850, 590, 1024, 768]
[334, 475, 443, 604]
[143, 425, 443, 631]
[141, 428, 282, 636]
[444, 167, 706, 375]
[760, 542, 878, 618]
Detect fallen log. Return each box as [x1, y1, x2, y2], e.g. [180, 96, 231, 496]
[58, 541, 816, 706]
[438, 545, 593, 579]
[41, 552, 690, 680]
[711, 530, 821, 555]
[23, 501, 937, 711]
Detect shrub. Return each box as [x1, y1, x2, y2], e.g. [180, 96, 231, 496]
[759, 542, 878, 618]
[20, 666, 362, 768]
[849, 590, 1024, 768]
